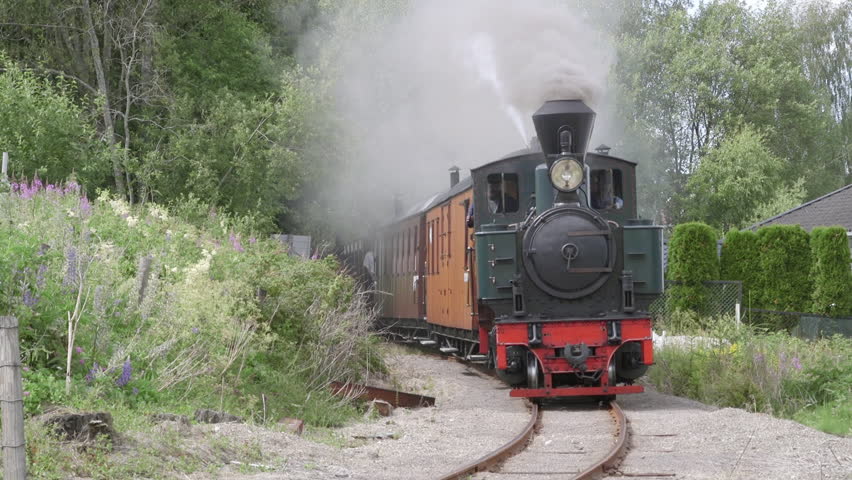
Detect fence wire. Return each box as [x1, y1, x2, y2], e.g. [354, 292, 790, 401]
[648, 281, 852, 339]
[649, 281, 743, 326]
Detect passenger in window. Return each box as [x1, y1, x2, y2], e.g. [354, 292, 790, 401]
[488, 182, 503, 213]
[488, 182, 519, 213]
[504, 181, 519, 212]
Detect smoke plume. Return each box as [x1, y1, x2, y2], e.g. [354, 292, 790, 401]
[300, 0, 614, 235]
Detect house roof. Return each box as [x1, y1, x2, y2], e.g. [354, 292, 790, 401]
[749, 183, 852, 232]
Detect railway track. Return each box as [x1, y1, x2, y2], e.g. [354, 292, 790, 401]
[439, 400, 628, 480]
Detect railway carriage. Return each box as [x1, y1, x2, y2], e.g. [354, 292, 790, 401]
[344, 100, 663, 399]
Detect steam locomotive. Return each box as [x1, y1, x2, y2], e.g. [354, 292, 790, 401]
[343, 100, 663, 398]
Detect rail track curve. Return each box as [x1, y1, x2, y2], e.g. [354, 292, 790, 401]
[439, 400, 628, 480]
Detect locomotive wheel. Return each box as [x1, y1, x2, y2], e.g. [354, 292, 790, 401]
[601, 361, 617, 402]
[607, 361, 617, 387]
[526, 351, 541, 389]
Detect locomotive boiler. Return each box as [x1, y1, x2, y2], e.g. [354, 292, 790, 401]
[343, 100, 663, 399]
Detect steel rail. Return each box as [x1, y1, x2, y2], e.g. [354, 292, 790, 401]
[573, 400, 629, 480]
[437, 402, 540, 480]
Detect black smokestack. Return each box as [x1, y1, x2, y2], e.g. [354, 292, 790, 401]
[532, 100, 596, 157]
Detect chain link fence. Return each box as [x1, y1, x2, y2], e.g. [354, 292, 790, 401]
[649, 280, 852, 339]
[746, 309, 852, 339]
[649, 281, 743, 330]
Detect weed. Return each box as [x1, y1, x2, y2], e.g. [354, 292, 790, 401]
[648, 317, 851, 435]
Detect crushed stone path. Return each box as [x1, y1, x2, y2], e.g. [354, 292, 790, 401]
[603, 388, 852, 480]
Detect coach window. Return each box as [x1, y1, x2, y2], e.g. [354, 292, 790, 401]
[590, 169, 624, 210]
[486, 173, 519, 214]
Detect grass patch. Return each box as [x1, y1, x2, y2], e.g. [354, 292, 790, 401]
[648, 317, 851, 436]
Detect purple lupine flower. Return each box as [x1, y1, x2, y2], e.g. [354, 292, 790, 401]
[249, 236, 257, 244]
[230, 233, 244, 252]
[132, 387, 139, 396]
[85, 362, 99, 383]
[115, 359, 132, 387]
[22, 288, 39, 308]
[75, 346, 83, 354]
[20, 181, 35, 199]
[791, 357, 802, 370]
[64, 181, 80, 194]
[36, 264, 47, 289]
[79, 358, 85, 365]
[79, 196, 92, 217]
[62, 247, 78, 289]
[192, 327, 200, 334]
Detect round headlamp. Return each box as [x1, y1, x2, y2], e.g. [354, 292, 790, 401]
[550, 157, 584, 192]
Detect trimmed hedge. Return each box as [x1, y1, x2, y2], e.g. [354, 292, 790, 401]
[810, 226, 852, 317]
[667, 222, 719, 312]
[720, 229, 760, 303]
[756, 225, 812, 322]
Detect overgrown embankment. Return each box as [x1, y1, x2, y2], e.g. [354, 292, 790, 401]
[649, 316, 851, 436]
[0, 179, 382, 477]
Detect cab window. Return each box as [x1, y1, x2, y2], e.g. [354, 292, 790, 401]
[486, 173, 519, 214]
[590, 169, 624, 210]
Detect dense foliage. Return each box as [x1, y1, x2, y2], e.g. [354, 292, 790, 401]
[666, 222, 719, 313]
[755, 225, 812, 322]
[809, 226, 852, 317]
[614, 0, 851, 228]
[0, 182, 379, 425]
[719, 230, 760, 304]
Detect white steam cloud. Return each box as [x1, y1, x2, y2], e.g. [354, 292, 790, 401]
[301, 0, 613, 233]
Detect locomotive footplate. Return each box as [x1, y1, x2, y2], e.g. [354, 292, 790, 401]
[491, 317, 654, 398]
[510, 385, 644, 398]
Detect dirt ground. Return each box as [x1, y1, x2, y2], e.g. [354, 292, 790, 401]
[182, 346, 531, 480]
[133, 346, 850, 480]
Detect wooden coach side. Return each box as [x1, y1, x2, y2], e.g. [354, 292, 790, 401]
[425, 188, 477, 331]
[378, 215, 422, 321]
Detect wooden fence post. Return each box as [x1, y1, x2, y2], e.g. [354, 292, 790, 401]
[1, 152, 8, 180]
[0, 316, 27, 479]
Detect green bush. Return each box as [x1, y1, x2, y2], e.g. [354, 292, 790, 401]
[809, 226, 852, 317]
[666, 222, 719, 313]
[755, 225, 812, 325]
[648, 322, 852, 436]
[0, 60, 110, 187]
[720, 229, 760, 305]
[1, 181, 382, 427]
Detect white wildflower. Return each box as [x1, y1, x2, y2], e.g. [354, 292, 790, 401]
[108, 198, 130, 216]
[67, 209, 76, 217]
[149, 205, 169, 221]
[126, 215, 139, 227]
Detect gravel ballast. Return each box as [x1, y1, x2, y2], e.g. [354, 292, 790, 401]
[179, 346, 850, 480]
[604, 388, 851, 480]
